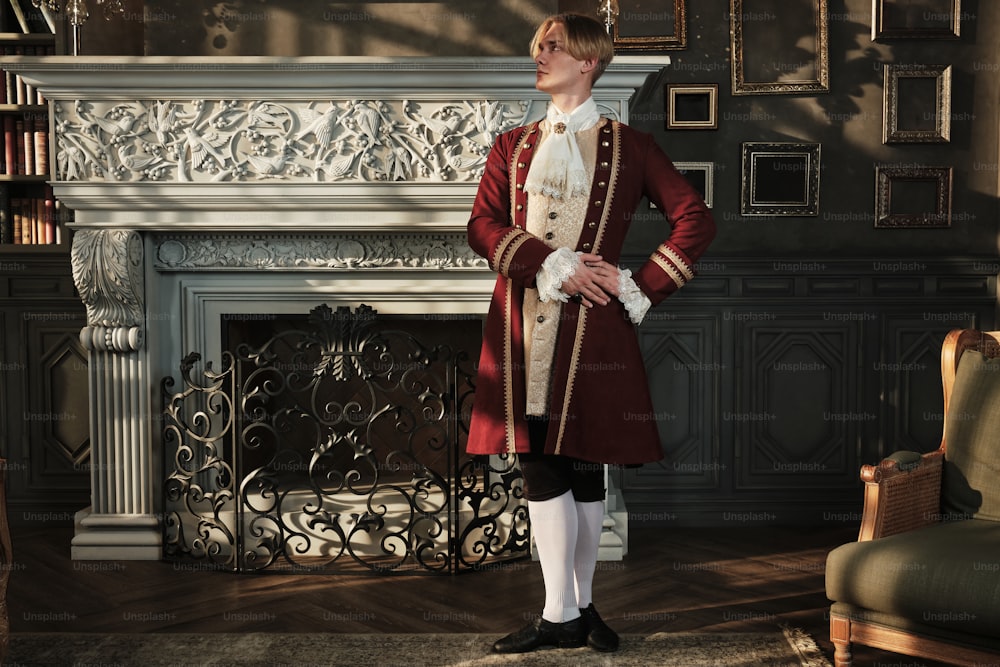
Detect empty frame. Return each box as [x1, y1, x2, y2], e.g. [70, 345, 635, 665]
[741, 143, 821, 216]
[883, 64, 952, 143]
[875, 165, 952, 228]
[666, 84, 719, 130]
[730, 0, 829, 95]
[873, 0, 962, 40]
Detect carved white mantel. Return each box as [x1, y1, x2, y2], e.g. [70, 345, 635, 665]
[9, 55, 668, 561]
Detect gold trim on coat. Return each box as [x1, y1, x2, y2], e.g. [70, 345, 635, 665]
[554, 120, 621, 454]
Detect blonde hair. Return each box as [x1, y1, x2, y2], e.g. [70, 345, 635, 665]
[529, 13, 615, 84]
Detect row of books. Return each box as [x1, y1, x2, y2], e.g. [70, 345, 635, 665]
[2, 45, 54, 106]
[0, 0, 56, 34]
[2, 114, 48, 176]
[0, 183, 61, 244]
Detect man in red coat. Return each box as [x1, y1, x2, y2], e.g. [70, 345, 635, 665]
[466, 13, 716, 654]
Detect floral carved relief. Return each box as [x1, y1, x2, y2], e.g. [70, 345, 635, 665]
[54, 98, 533, 183]
[153, 233, 487, 271]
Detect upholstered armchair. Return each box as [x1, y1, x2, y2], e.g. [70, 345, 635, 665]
[825, 329, 1000, 667]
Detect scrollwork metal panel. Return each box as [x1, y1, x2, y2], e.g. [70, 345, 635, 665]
[162, 304, 527, 573]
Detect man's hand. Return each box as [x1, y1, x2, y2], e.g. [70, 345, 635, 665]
[560, 253, 620, 308]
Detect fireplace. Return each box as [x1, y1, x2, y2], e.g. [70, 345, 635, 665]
[162, 304, 525, 573]
[9, 55, 667, 562]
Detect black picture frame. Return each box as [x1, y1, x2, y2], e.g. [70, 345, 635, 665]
[875, 165, 953, 228]
[741, 142, 821, 216]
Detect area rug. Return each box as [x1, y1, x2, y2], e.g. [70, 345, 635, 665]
[8, 627, 832, 666]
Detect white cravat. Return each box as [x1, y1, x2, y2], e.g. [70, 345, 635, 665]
[524, 98, 600, 199]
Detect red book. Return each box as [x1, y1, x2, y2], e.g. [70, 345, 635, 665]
[3, 117, 15, 176]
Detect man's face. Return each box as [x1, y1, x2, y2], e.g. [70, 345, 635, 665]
[534, 23, 591, 96]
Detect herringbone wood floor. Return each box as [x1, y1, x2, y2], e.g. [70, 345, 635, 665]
[8, 521, 953, 666]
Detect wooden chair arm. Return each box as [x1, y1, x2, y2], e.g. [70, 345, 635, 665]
[857, 449, 943, 541]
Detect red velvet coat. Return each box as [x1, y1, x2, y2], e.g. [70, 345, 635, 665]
[466, 119, 716, 465]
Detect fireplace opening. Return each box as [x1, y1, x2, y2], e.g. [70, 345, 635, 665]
[162, 304, 528, 574]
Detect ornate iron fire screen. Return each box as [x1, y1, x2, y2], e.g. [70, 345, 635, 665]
[162, 304, 528, 574]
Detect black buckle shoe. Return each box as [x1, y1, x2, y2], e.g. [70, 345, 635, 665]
[579, 603, 619, 652]
[491, 616, 587, 654]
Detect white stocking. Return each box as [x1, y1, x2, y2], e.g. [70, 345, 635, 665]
[529, 491, 581, 623]
[574, 500, 605, 609]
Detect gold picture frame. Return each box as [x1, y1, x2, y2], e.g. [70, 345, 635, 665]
[730, 0, 829, 95]
[883, 64, 952, 144]
[874, 165, 953, 228]
[872, 0, 962, 41]
[611, 0, 687, 51]
[665, 84, 719, 130]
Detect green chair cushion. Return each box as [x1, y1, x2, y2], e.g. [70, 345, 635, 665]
[825, 519, 1000, 637]
[942, 350, 1000, 522]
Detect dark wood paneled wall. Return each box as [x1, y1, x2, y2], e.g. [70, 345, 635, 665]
[0, 254, 89, 519]
[620, 256, 996, 525]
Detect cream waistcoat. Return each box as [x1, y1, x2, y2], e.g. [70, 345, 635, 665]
[522, 119, 602, 416]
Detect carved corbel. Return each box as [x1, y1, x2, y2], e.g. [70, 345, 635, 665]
[70, 229, 145, 352]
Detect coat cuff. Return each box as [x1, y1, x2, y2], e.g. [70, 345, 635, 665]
[617, 267, 652, 324]
[536, 247, 580, 303]
[490, 228, 554, 285]
[634, 241, 696, 306]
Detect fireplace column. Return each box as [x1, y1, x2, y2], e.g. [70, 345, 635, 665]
[69, 229, 160, 559]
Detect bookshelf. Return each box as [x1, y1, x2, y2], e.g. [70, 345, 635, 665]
[0, 0, 67, 250]
[0, 3, 89, 520]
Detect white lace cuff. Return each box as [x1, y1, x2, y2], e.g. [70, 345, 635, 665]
[618, 267, 652, 324]
[536, 247, 581, 303]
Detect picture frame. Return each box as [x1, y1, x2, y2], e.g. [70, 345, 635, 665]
[741, 142, 821, 216]
[729, 0, 829, 95]
[673, 162, 715, 207]
[610, 0, 687, 51]
[883, 64, 952, 144]
[875, 165, 953, 228]
[872, 0, 962, 41]
[665, 84, 719, 130]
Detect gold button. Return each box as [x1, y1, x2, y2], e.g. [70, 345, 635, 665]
[588, 221, 597, 229]
[525, 143, 532, 149]
[601, 141, 610, 147]
[582, 243, 592, 250]
[517, 162, 526, 168]
[593, 200, 603, 207]
[598, 181, 607, 188]
[602, 127, 611, 134]
[600, 162, 610, 169]
[516, 204, 523, 211]
[516, 183, 524, 190]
